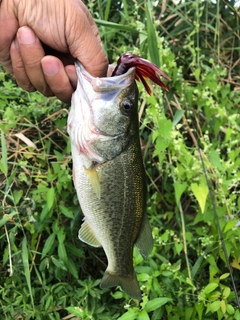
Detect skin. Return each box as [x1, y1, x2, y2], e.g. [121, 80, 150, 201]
[0, 0, 108, 103]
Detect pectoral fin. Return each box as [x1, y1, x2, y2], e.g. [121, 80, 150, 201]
[78, 220, 102, 247]
[84, 166, 101, 199]
[135, 213, 153, 259]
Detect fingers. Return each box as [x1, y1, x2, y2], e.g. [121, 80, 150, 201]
[2, 0, 108, 103]
[0, 8, 18, 74]
[65, 65, 78, 89]
[10, 26, 75, 103]
[41, 57, 75, 104]
[11, 26, 53, 95]
[10, 38, 36, 92]
[66, 1, 108, 78]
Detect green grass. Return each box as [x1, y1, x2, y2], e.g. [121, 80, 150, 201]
[1, 0, 240, 319]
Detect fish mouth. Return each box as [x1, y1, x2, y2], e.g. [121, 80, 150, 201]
[68, 61, 135, 165]
[76, 61, 136, 93]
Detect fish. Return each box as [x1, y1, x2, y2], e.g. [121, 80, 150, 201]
[67, 53, 169, 300]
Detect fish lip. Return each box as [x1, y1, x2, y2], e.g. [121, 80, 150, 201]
[75, 60, 136, 92]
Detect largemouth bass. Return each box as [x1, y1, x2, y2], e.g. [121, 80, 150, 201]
[67, 54, 169, 300]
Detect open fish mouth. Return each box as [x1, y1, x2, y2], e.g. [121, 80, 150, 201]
[77, 63, 136, 92]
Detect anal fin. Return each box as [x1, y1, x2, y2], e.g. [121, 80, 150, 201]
[78, 220, 101, 247]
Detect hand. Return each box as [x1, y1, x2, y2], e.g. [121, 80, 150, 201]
[0, 0, 108, 103]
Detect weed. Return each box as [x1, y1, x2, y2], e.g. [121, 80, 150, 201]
[1, 0, 240, 319]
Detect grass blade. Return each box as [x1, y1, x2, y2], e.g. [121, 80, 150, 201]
[0, 129, 8, 176]
[145, 0, 160, 66]
[94, 19, 140, 33]
[22, 236, 34, 309]
[104, 0, 112, 21]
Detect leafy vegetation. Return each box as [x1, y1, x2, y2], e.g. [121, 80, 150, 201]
[1, 0, 240, 319]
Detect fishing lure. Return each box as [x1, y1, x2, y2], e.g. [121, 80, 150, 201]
[112, 53, 170, 94]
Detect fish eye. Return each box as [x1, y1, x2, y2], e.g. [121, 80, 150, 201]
[120, 99, 134, 115]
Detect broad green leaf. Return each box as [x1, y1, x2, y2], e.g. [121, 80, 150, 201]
[138, 310, 150, 320]
[138, 273, 150, 282]
[154, 137, 170, 154]
[13, 190, 23, 205]
[47, 187, 55, 210]
[51, 257, 67, 270]
[172, 110, 184, 128]
[185, 307, 194, 320]
[118, 309, 138, 320]
[58, 242, 68, 264]
[219, 273, 230, 280]
[220, 300, 226, 314]
[59, 204, 74, 219]
[45, 295, 53, 311]
[158, 118, 172, 139]
[204, 283, 218, 294]
[194, 68, 201, 81]
[226, 304, 235, 315]
[41, 234, 56, 259]
[66, 257, 78, 279]
[174, 181, 187, 204]
[53, 150, 64, 161]
[40, 203, 50, 222]
[191, 253, 205, 279]
[57, 227, 66, 244]
[175, 242, 183, 255]
[222, 287, 230, 299]
[231, 257, 240, 270]
[209, 149, 224, 172]
[65, 307, 83, 317]
[111, 291, 124, 299]
[194, 302, 204, 320]
[144, 297, 172, 313]
[223, 221, 235, 233]
[210, 300, 221, 312]
[191, 182, 208, 213]
[1, 107, 16, 132]
[65, 243, 84, 258]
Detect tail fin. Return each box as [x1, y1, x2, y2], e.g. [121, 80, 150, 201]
[100, 270, 142, 300]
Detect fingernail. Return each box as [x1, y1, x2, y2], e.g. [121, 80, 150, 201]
[42, 60, 60, 76]
[18, 26, 36, 45]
